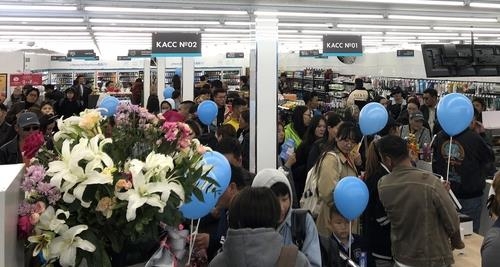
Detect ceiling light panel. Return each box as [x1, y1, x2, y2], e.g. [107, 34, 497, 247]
[460, 33, 499, 37]
[0, 17, 83, 23]
[85, 6, 247, 15]
[388, 15, 496, 22]
[302, 30, 383, 35]
[385, 32, 459, 36]
[92, 27, 201, 32]
[0, 25, 86, 31]
[0, 5, 77, 11]
[338, 24, 430, 30]
[254, 11, 383, 19]
[225, 22, 255, 26]
[278, 23, 333, 27]
[335, 0, 463, 5]
[434, 26, 500, 32]
[205, 28, 254, 33]
[417, 36, 479, 39]
[89, 19, 220, 25]
[0, 31, 89, 36]
[470, 2, 500, 8]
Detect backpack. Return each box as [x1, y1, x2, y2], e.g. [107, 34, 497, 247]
[300, 152, 342, 217]
[275, 245, 299, 267]
[291, 209, 342, 267]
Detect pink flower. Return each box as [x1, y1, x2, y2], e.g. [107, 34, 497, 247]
[29, 213, 40, 225]
[197, 145, 207, 155]
[33, 201, 46, 214]
[18, 215, 33, 239]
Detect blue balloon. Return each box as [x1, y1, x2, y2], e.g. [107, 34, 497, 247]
[163, 86, 175, 99]
[437, 93, 473, 136]
[203, 151, 231, 192]
[197, 100, 218, 126]
[333, 176, 369, 221]
[179, 171, 222, 220]
[359, 102, 389, 135]
[98, 96, 119, 117]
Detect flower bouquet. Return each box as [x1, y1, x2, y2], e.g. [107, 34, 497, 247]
[18, 104, 218, 267]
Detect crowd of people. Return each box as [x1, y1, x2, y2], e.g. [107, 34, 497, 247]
[1, 74, 499, 267]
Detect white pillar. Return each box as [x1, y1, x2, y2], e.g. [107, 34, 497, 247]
[143, 59, 150, 106]
[157, 58, 166, 102]
[252, 16, 278, 172]
[181, 57, 195, 101]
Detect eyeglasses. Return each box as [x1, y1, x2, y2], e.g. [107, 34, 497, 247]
[23, 125, 39, 131]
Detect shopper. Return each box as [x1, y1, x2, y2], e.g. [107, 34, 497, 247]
[0, 112, 41, 165]
[194, 87, 211, 104]
[278, 72, 290, 94]
[387, 86, 406, 120]
[482, 171, 500, 267]
[215, 124, 237, 142]
[343, 104, 360, 125]
[0, 103, 15, 147]
[346, 78, 372, 110]
[293, 115, 326, 200]
[6, 86, 24, 108]
[212, 88, 227, 127]
[307, 112, 342, 171]
[239, 75, 249, 91]
[40, 101, 55, 116]
[237, 109, 250, 170]
[146, 93, 160, 114]
[130, 78, 143, 106]
[72, 75, 92, 108]
[209, 187, 311, 267]
[252, 169, 321, 267]
[315, 122, 362, 236]
[56, 88, 84, 119]
[399, 111, 431, 149]
[277, 121, 298, 208]
[284, 106, 311, 149]
[160, 99, 175, 113]
[432, 125, 495, 233]
[105, 81, 119, 93]
[196, 164, 247, 262]
[472, 97, 487, 122]
[396, 101, 420, 126]
[224, 97, 247, 131]
[420, 88, 440, 135]
[328, 204, 373, 267]
[43, 84, 64, 104]
[6, 87, 40, 124]
[303, 92, 320, 116]
[377, 135, 464, 267]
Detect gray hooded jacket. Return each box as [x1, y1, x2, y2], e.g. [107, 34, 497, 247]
[252, 169, 322, 267]
[209, 228, 310, 267]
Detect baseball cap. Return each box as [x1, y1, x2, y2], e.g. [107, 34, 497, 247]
[17, 112, 40, 128]
[410, 111, 425, 121]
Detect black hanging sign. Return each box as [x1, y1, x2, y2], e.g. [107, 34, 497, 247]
[117, 56, 132, 61]
[397, 50, 415, 57]
[299, 50, 320, 57]
[226, 52, 244, 58]
[128, 49, 151, 58]
[152, 33, 201, 57]
[67, 49, 96, 58]
[323, 35, 363, 56]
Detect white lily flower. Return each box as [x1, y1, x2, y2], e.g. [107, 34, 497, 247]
[53, 116, 82, 142]
[144, 152, 173, 181]
[87, 135, 114, 168]
[116, 160, 183, 221]
[49, 225, 96, 267]
[47, 139, 91, 191]
[28, 231, 55, 259]
[37, 206, 69, 234]
[71, 161, 114, 208]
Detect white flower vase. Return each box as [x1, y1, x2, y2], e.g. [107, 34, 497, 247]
[168, 229, 189, 260]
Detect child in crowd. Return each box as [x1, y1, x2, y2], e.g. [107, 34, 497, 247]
[328, 204, 374, 267]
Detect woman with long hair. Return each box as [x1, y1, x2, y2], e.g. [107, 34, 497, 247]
[284, 106, 311, 149]
[307, 112, 342, 171]
[315, 121, 362, 236]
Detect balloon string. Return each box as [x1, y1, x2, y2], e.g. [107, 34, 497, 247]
[187, 219, 201, 266]
[446, 136, 453, 182]
[349, 220, 352, 260]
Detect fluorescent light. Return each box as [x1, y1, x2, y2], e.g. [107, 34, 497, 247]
[254, 11, 383, 19]
[303, 30, 383, 35]
[338, 24, 430, 30]
[385, 32, 459, 36]
[435, 26, 500, 32]
[94, 32, 151, 37]
[335, 0, 463, 5]
[85, 6, 247, 15]
[0, 17, 84, 23]
[92, 27, 200, 32]
[460, 33, 499, 37]
[388, 14, 496, 22]
[278, 30, 299, 33]
[225, 21, 255, 26]
[278, 23, 333, 27]
[0, 31, 89, 36]
[279, 34, 323, 38]
[470, 2, 500, 8]
[0, 25, 86, 31]
[89, 19, 220, 25]
[205, 28, 254, 33]
[0, 5, 77, 11]
[202, 34, 253, 38]
[418, 36, 478, 40]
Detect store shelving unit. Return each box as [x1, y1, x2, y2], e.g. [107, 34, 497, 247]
[165, 69, 176, 87]
[192, 68, 241, 89]
[76, 72, 95, 89]
[222, 70, 240, 90]
[96, 72, 117, 90]
[50, 72, 73, 90]
[118, 71, 142, 86]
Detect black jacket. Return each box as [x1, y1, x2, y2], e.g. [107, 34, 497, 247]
[420, 105, 442, 135]
[0, 121, 16, 147]
[56, 98, 84, 119]
[331, 234, 375, 267]
[6, 101, 39, 124]
[72, 84, 92, 108]
[0, 137, 22, 165]
[432, 129, 495, 199]
[238, 128, 250, 170]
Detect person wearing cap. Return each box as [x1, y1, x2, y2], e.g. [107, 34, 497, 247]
[0, 112, 41, 164]
[400, 111, 431, 149]
[387, 86, 407, 120]
[0, 103, 16, 147]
